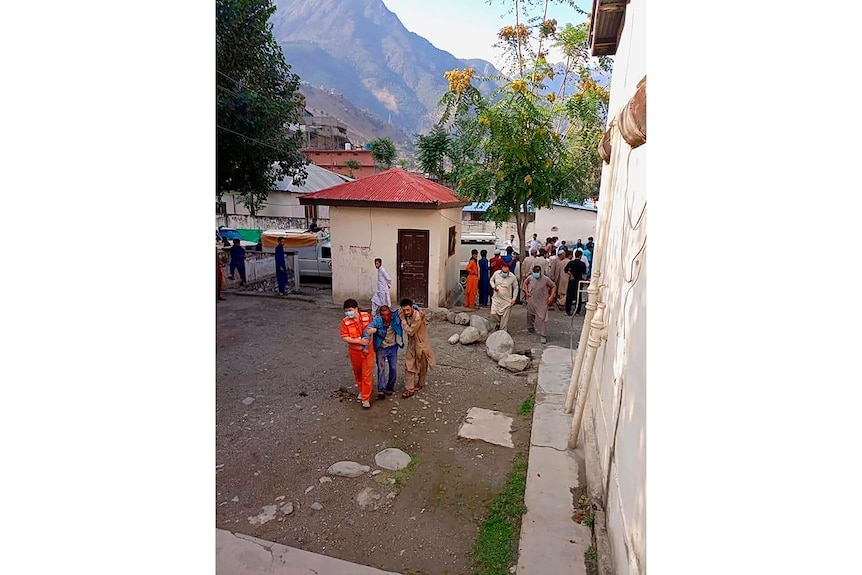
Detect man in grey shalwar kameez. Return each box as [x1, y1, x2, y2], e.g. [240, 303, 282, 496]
[371, 258, 392, 315]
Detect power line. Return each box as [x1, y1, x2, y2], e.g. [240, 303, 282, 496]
[217, 124, 299, 157]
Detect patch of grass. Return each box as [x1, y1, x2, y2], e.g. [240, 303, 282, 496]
[471, 452, 529, 575]
[519, 393, 535, 419]
[585, 546, 598, 570]
[374, 454, 422, 488]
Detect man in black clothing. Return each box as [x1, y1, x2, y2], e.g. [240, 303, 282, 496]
[564, 249, 588, 316]
[585, 236, 595, 253]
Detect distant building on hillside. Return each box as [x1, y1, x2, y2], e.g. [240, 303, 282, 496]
[300, 109, 353, 150]
[303, 148, 376, 179]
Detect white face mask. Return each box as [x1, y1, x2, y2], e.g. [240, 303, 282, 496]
[501, 272, 509, 277]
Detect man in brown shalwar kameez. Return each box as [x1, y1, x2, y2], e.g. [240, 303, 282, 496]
[523, 264, 557, 344]
[398, 298, 436, 399]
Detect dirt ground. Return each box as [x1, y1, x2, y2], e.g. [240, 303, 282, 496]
[216, 285, 585, 575]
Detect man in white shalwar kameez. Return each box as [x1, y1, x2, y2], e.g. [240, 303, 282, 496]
[371, 258, 392, 315]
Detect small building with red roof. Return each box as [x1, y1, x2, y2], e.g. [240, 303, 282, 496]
[300, 168, 469, 307]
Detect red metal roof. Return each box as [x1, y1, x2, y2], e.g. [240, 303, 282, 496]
[299, 168, 469, 209]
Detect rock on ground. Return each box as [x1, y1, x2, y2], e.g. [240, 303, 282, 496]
[469, 315, 492, 339]
[241, 397, 255, 405]
[280, 502, 294, 515]
[248, 505, 279, 525]
[459, 326, 481, 345]
[448, 333, 460, 345]
[426, 307, 450, 322]
[486, 330, 515, 361]
[447, 311, 457, 324]
[327, 461, 371, 478]
[310, 502, 323, 511]
[455, 312, 471, 325]
[375, 447, 412, 471]
[498, 354, 530, 372]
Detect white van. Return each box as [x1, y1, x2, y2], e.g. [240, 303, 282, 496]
[458, 232, 498, 287]
[260, 229, 332, 279]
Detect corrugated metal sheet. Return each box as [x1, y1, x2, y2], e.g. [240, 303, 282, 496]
[552, 200, 598, 212]
[590, 0, 629, 56]
[274, 164, 351, 193]
[302, 169, 466, 205]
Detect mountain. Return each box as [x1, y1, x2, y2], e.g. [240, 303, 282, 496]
[271, 0, 502, 135]
[299, 83, 412, 148]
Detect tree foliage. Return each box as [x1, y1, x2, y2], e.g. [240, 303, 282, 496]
[369, 137, 397, 170]
[216, 0, 307, 215]
[415, 125, 453, 184]
[345, 159, 361, 177]
[436, 1, 611, 259]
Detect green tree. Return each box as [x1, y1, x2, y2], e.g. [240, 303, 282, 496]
[398, 157, 410, 169]
[216, 0, 307, 215]
[369, 137, 397, 170]
[345, 159, 361, 178]
[438, 2, 611, 260]
[415, 125, 453, 184]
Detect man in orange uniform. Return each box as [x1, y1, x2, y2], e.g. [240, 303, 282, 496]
[340, 298, 375, 408]
[465, 249, 479, 308]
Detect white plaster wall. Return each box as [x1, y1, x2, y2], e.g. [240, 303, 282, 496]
[533, 208, 598, 245]
[328, 207, 462, 308]
[587, 1, 646, 574]
[226, 192, 330, 220]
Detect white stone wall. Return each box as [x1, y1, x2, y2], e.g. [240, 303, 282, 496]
[586, 1, 647, 574]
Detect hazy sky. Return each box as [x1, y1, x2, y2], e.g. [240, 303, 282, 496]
[383, 0, 591, 69]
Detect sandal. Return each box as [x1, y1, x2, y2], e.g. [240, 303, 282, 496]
[401, 389, 416, 399]
[415, 383, 425, 391]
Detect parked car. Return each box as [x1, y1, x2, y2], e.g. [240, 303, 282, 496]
[217, 227, 258, 250]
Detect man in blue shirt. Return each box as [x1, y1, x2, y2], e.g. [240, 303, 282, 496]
[228, 239, 246, 286]
[275, 236, 288, 296]
[368, 305, 404, 399]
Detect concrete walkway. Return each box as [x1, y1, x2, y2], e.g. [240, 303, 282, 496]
[516, 345, 592, 575]
[216, 529, 401, 575]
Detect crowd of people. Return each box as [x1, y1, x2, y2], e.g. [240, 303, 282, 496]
[464, 234, 595, 323]
[338, 237, 595, 407]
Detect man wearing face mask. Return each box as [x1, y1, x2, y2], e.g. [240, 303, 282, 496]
[523, 265, 557, 344]
[340, 299, 375, 408]
[489, 262, 519, 332]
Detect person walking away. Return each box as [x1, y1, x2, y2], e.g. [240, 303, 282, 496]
[340, 299, 375, 408]
[465, 250, 479, 308]
[371, 258, 392, 315]
[521, 249, 539, 286]
[217, 250, 226, 301]
[556, 250, 572, 310]
[369, 305, 403, 399]
[564, 250, 588, 316]
[399, 299, 435, 399]
[523, 265, 557, 344]
[548, 248, 562, 301]
[228, 239, 246, 285]
[502, 246, 518, 276]
[478, 249, 491, 307]
[275, 237, 288, 297]
[538, 248, 550, 277]
[489, 262, 519, 332]
[489, 249, 504, 276]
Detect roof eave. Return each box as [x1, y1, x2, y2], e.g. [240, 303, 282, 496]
[299, 198, 470, 210]
[589, 0, 630, 57]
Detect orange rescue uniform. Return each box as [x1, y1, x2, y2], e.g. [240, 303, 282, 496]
[341, 311, 375, 402]
[465, 259, 479, 308]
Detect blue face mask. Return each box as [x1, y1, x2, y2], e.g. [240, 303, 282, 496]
[533, 272, 541, 279]
[345, 310, 356, 319]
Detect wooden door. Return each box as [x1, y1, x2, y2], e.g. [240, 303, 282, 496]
[397, 229, 430, 306]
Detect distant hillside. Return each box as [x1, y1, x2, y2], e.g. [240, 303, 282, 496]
[271, 0, 502, 134]
[299, 84, 412, 150]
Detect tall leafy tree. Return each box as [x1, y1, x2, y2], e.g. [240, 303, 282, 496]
[369, 137, 397, 170]
[415, 125, 453, 184]
[216, 0, 307, 215]
[438, 1, 611, 260]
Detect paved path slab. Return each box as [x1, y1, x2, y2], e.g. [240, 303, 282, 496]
[517, 346, 591, 575]
[216, 529, 401, 575]
[457, 406, 514, 448]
